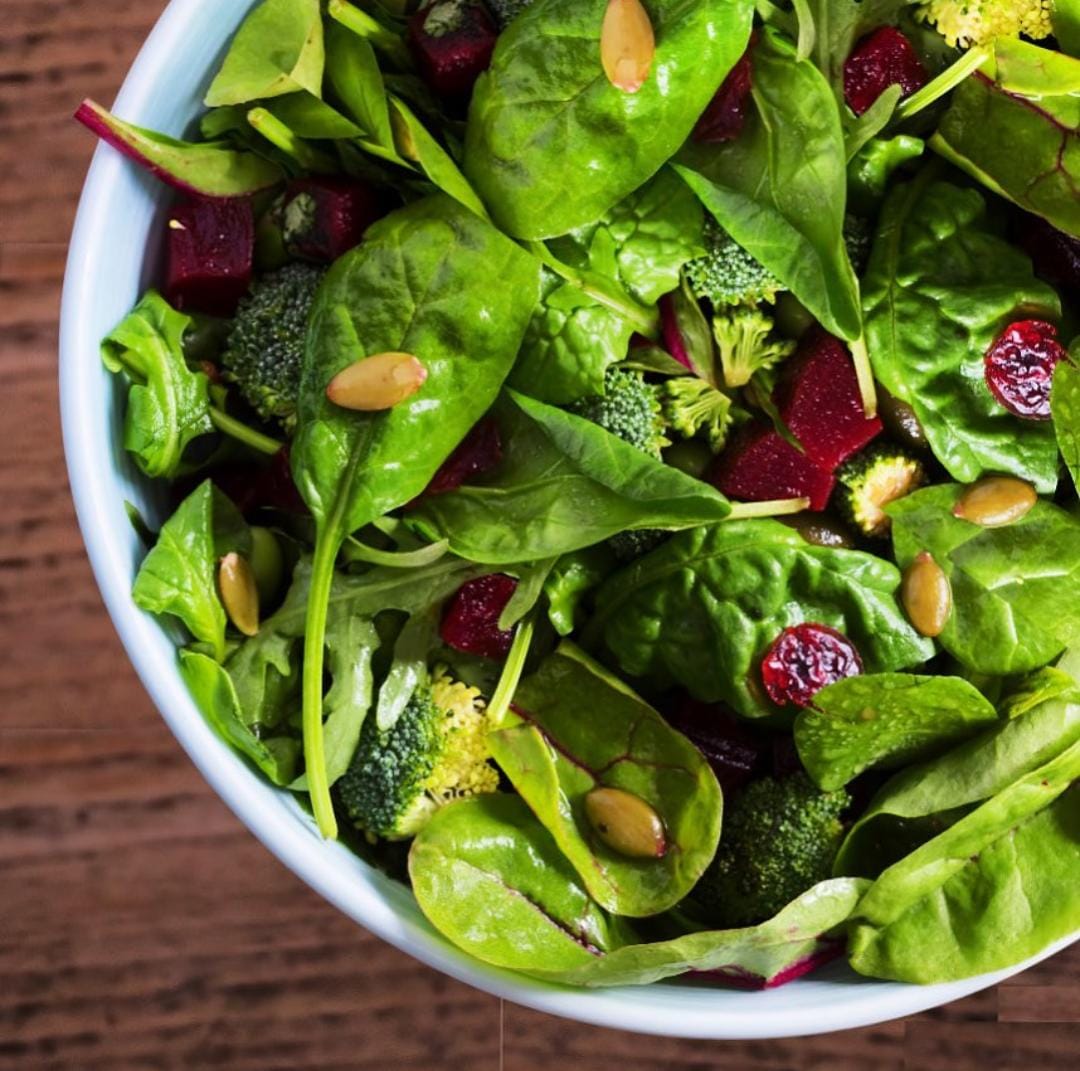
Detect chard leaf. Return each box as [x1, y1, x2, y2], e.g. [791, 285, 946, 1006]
[1051, 356, 1080, 496]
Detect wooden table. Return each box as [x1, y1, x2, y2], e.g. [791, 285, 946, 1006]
[1, 2, 1077, 1066]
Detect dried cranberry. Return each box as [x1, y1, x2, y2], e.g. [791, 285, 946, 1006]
[441, 574, 518, 658]
[760, 624, 863, 708]
[843, 27, 927, 117]
[424, 417, 503, 496]
[667, 698, 763, 793]
[693, 45, 753, 143]
[408, 1, 498, 101]
[984, 319, 1067, 420]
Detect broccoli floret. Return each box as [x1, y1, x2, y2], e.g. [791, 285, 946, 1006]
[915, 0, 1052, 47]
[712, 305, 797, 390]
[487, 0, 533, 27]
[844, 214, 873, 275]
[608, 528, 669, 562]
[336, 671, 500, 840]
[685, 220, 784, 308]
[220, 263, 326, 428]
[692, 772, 850, 928]
[569, 366, 669, 457]
[657, 376, 735, 452]
[835, 443, 927, 538]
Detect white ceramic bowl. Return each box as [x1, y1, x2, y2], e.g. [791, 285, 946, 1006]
[59, 0, 1076, 1039]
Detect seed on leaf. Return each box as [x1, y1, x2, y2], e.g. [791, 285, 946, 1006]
[600, 0, 655, 94]
[585, 786, 667, 859]
[219, 552, 259, 637]
[326, 352, 428, 411]
[901, 551, 952, 638]
[953, 476, 1037, 528]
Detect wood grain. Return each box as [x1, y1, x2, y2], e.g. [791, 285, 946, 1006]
[1, 1, 1077, 1067]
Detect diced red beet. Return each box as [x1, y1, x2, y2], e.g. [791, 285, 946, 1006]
[441, 574, 519, 658]
[164, 197, 254, 317]
[281, 177, 381, 263]
[761, 624, 863, 709]
[843, 27, 927, 118]
[204, 447, 308, 518]
[659, 293, 693, 371]
[666, 698, 763, 793]
[1015, 215, 1080, 295]
[408, 1, 498, 101]
[424, 417, 503, 496]
[712, 423, 836, 511]
[775, 330, 883, 472]
[985, 319, 1067, 420]
[693, 44, 753, 144]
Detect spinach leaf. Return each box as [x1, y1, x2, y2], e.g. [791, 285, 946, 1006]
[409, 794, 637, 972]
[862, 173, 1061, 491]
[1055, 0, 1080, 58]
[325, 20, 399, 158]
[547, 878, 867, 987]
[676, 28, 861, 342]
[804, 0, 905, 100]
[292, 195, 540, 837]
[464, 0, 754, 239]
[408, 391, 731, 563]
[889, 485, 1080, 675]
[101, 291, 214, 479]
[587, 519, 933, 718]
[795, 673, 998, 791]
[132, 481, 250, 663]
[1052, 357, 1080, 496]
[846, 741, 1080, 983]
[931, 40, 1080, 240]
[205, 0, 324, 107]
[488, 645, 721, 916]
[259, 91, 365, 141]
[847, 134, 924, 214]
[545, 546, 617, 637]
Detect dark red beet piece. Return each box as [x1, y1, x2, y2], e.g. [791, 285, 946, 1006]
[408, 0, 498, 101]
[693, 45, 753, 143]
[424, 417, 503, 496]
[281, 177, 381, 263]
[666, 699, 763, 793]
[761, 624, 863, 708]
[204, 447, 307, 518]
[775, 330, 883, 472]
[984, 320, 1067, 420]
[1015, 215, 1080, 295]
[712, 423, 836, 511]
[164, 197, 254, 317]
[659, 293, 693, 370]
[843, 27, 927, 118]
[441, 574, 519, 658]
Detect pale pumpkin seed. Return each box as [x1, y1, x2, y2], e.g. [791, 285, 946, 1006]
[584, 785, 667, 859]
[219, 552, 260, 637]
[326, 352, 428, 411]
[600, 0, 655, 94]
[901, 551, 952, 639]
[953, 476, 1037, 528]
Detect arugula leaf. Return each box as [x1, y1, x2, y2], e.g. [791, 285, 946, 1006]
[889, 485, 1080, 675]
[863, 173, 1061, 491]
[1052, 356, 1080, 496]
[795, 673, 999, 791]
[587, 519, 933, 718]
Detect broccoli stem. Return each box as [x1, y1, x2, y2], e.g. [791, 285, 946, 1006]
[246, 108, 339, 174]
[327, 0, 413, 71]
[727, 496, 811, 518]
[208, 406, 283, 456]
[895, 44, 992, 121]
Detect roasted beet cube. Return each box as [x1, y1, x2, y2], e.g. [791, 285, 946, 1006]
[424, 417, 503, 496]
[281, 177, 381, 263]
[205, 447, 308, 518]
[441, 574, 519, 658]
[693, 44, 753, 144]
[775, 331, 883, 472]
[659, 292, 694, 371]
[1015, 214, 1080, 296]
[843, 27, 927, 117]
[408, 1, 498, 101]
[667, 698, 763, 793]
[761, 623, 863, 708]
[164, 196, 253, 317]
[984, 319, 1067, 421]
[713, 423, 836, 512]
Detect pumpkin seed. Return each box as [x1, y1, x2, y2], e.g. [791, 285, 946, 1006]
[953, 476, 1037, 528]
[326, 352, 427, 411]
[600, 0, 655, 94]
[219, 552, 260, 637]
[584, 786, 667, 859]
[901, 551, 952, 638]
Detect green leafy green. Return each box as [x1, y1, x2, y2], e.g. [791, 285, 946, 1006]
[544, 547, 617, 637]
[1052, 357, 1080, 496]
[464, 0, 754, 239]
[325, 19, 400, 159]
[862, 173, 1061, 491]
[488, 644, 722, 916]
[796, 673, 999, 791]
[587, 519, 933, 718]
[847, 135, 925, 214]
[889, 485, 1080, 675]
[1055, 0, 1080, 58]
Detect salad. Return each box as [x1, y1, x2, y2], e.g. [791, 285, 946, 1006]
[78, 0, 1080, 989]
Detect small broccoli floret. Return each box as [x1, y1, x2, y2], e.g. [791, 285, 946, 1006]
[487, 0, 533, 27]
[657, 376, 735, 452]
[844, 214, 873, 275]
[712, 305, 797, 390]
[915, 0, 1052, 47]
[608, 528, 668, 562]
[685, 220, 784, 308]
[835, 443, 927, 538]
[220, 263, 326, 428]
[570, 366, 669, 457]
[336, 671, 500, 840]
[692, 772, 850, 928]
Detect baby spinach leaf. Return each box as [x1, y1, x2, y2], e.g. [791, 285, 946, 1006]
[545, 547, 618, 637]
[546, 878, 867, 987]
[932, 40, 1080, 239]
[487, 644, 723, 917]
[101, 291, 214, 479]
[409, 794, 636, 972]
[889, 485, 1080, 675]
[464, 0, 754, 239]
[676, 28, 860, 342]
[325, 20, 397, 156]
[132, 481, 250, 663]
[408, 391, 731, 563]
[205, 0, 325, 107]
[795, 673, 999, 791]
[1055, 0, 1080, 58]
[862, 173, 1061, 490]
[588, 519, 933, 718]
[1052, 358, 1080, 496]
[259, 91, 365, 141]
[846, 740, 1080, 983]
[292, 195, 540, 837]
[846, 135, 925, 214]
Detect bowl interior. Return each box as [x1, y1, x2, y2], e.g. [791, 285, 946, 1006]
[58, 0, 1076, 1039]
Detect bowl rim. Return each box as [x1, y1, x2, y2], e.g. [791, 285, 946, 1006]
[58, 0, 1077, 1041]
